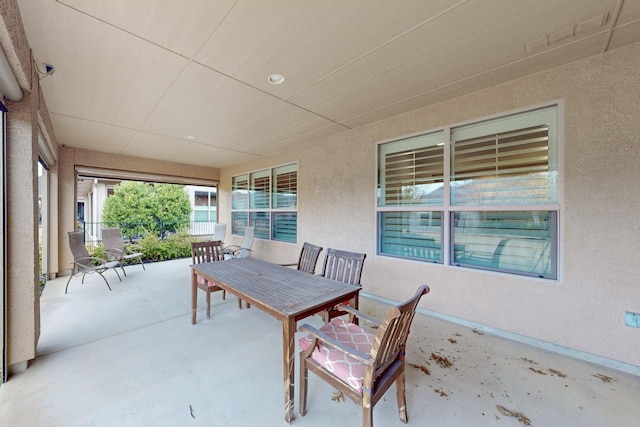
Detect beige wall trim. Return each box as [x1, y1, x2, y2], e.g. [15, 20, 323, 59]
[72, 148, 220, 183]
[75, 166, 219, 187]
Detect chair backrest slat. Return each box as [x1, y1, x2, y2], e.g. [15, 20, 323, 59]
[370, 285, 429, 376]
[191, 241, 224, 264]
[297, 242, 323, 274]
[321, 248, 366, 285]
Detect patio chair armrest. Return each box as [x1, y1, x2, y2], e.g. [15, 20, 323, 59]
[104, 249, 123, 262]
[334, 304, 382, 327]
[279, 262, 297, 267]
[222, 245, 240, 254]
[125, 243, 143, 253]
[298, 323, 371, 364]
[72, 256, 114, 266]
[232, 248, 252, 257]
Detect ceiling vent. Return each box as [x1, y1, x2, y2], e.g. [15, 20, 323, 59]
[526, 12, 609, 54]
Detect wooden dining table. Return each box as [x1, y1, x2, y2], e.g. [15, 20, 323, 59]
[190, 257, 361, 424]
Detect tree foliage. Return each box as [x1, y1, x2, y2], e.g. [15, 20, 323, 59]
[102, 182, 191, 239]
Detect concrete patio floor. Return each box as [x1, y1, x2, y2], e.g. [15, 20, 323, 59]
[1, 257, 639, 427]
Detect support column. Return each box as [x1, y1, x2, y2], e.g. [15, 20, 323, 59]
[5, 90, 39, 372]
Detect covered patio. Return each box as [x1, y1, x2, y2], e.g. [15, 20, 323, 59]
[0, 258, 638, 426]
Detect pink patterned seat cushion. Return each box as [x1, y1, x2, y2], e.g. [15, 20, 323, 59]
[299, 318, 375, 393]
[197, 275, 217, 290]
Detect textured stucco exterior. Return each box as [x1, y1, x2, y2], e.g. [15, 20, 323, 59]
[1, 0, 639, 381]
[218, 42, 640, 368]
[1, 0, 43, 375]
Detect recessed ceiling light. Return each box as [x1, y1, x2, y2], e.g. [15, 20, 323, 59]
[268, 73, 285, 85]
[183, 135, 194, 140]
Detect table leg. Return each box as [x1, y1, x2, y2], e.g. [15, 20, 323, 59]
[283, 316, 296, 423]
[191, 270, 197, 325]
[351, 291, 361, 325]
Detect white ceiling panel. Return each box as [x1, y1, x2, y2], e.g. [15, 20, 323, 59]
[195, 0, 464, 98]
[58, 0, 237, 58]
[50, 114, 135, 154]
[289, 0, 619, 124]
[13, 0, 640, 170]
[32, 2, 189, 130]
[122, 132, 259, 168]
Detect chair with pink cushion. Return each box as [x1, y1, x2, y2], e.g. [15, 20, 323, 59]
[298, 285, 430, 427]
[191, 240, 241, 323]
[319, 248, 366, 322]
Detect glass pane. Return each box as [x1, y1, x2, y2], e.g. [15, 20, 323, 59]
[194, 191, 209, 206]
[250, 170, 270, 209]
[232, 175, 249, 209]
[378, 211, 442, 262]
[272, 212, 297, 243]
[194, 211, 208, 221]
[273, 164, 297, 209]
[452, 210, 556, 278]
[231, 212, 248, 235]
[250, 211, 270, 239]
[378, 131, 445, 207]
[451, 106, 558, 206]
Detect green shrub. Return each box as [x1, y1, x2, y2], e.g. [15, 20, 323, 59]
[136, 229, 196, 261]
[88, 230, 196, 263]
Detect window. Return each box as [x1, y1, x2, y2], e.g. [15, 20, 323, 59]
[231, 163, 297, 242]
[193, 189, 217, 222]
[377, 104, 559, 279]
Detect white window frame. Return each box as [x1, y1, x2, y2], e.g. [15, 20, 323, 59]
[231, 162, 298, 243]
[376, 102, 562, 280]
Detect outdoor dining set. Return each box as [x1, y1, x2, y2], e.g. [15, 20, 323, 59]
[190, 226, 430, 427]
[65, 223, 429, 427]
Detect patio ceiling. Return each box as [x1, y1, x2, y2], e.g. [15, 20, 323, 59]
[16, 0, 640, 169]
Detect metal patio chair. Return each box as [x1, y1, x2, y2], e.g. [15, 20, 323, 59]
[223, 226, 255, 259]
[65, 231, 122, 294]
[101, 227, 145, 276]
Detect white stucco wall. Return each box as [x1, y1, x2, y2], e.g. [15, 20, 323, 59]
[218, 42, 640, 367]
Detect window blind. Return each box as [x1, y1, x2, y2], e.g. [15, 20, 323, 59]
[379, 131, 444, 207]
[453, 210, 555, 278]
[232, 175, 248, 209]
[250, 211, 270, 239]
[273, 212, 297, 242]
[273, 168, 297, 209]
[231, 163, 298, 243]
[250, 172, 270, 209]
[379, 211, 441, 261]
[452, 124, 552, 205]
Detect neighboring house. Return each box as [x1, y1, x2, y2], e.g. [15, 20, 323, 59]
[76, 179, 218, 241]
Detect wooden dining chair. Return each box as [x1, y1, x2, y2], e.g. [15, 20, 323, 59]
[298, 285, 430, 427]
[191, 240, 229, 323]
[319, 248, 366, 322]
[281, 242, 323, 274]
